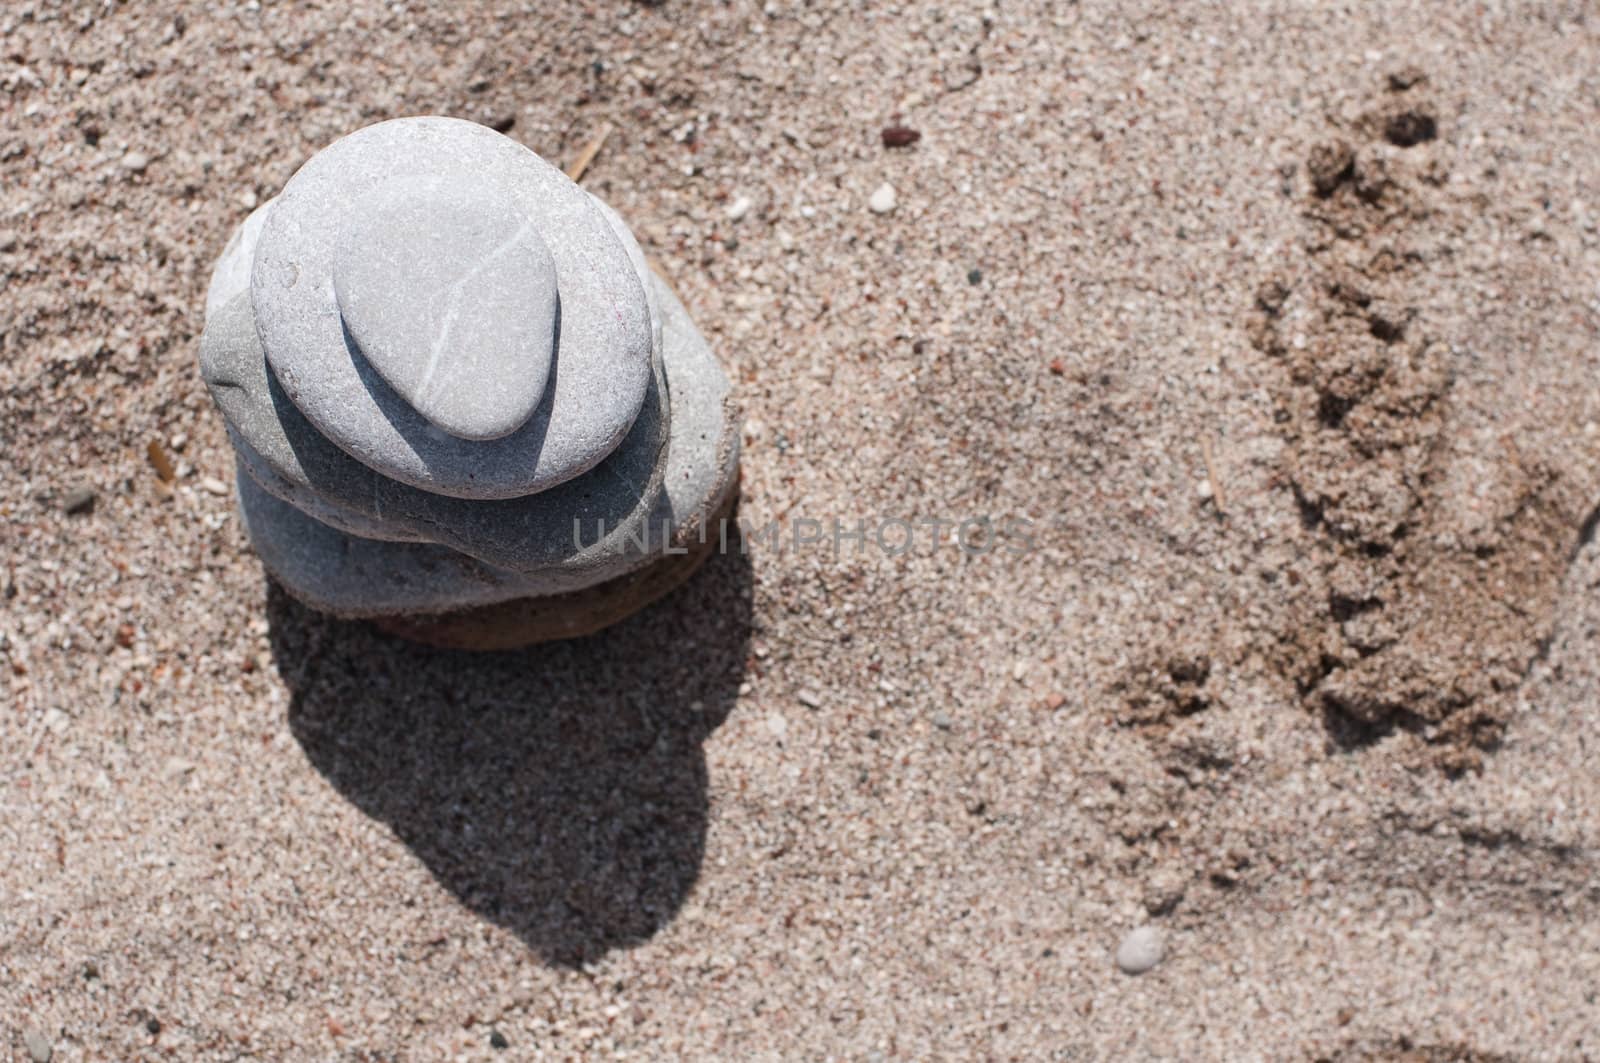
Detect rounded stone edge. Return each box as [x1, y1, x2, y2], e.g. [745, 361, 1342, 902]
[203, 289, 673, 577]
[371, 483, 741, 650]
[204, 199, 275, 322]
[234, 295, 743, 620]
[231, 284, 742, 616]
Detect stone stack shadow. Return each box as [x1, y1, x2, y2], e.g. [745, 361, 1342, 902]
[268, 544, 754, 966]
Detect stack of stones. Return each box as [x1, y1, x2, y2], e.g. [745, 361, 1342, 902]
[199, 117, 740, 648]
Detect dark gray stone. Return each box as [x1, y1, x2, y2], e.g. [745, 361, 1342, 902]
[235, 472, 548, 615]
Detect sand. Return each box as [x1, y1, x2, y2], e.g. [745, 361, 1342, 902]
[4, 2, 1600, 1059]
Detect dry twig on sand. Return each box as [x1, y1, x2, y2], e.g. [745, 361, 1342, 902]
[564, 122, 613, 183]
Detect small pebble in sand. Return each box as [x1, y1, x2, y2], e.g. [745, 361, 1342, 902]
[1115, 925, 1165, 974]
[1142, 868, 1189, 916]
[162, 757, 196, 780]
[881, 125, 921, 148]
[62, 486, 96, 515]
[489, 1029, 509, 1050]
[797, 689, 822, 709]
[121, 150, 150, 173]
[23, 1027, 52, 1063]
[868, 183, 897, 214]
[932, 711, 953, 730]
[0, 231, 18, 253]
[726, 195, 753, 222]
[200, 476, 230, 497]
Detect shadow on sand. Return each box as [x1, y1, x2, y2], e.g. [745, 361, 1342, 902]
[266, 547, 753, 967]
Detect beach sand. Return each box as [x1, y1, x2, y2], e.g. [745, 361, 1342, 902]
[4, 2, 1599, 1057]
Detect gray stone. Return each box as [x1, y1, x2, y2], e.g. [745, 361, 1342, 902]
[1115, 925, 1166, 974]
[202, 116, 740, 632]
[204, 199, 272, 320]
[61, 485, 96, 515]
[233, 270, 738, 617]
[23, 1027, 51, 1063]
[332, 173, 558, 441]
[643, 276, 740, 539]
[202, 287, 670, 578]
[250, 116, 651, 500]
[235, 472, 542, 616]
[591, 195, 663, 364]
[202, 184, 676, 578]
